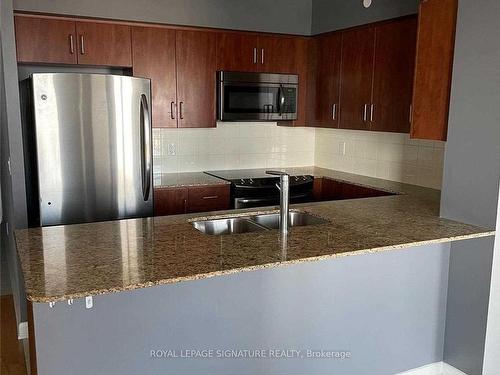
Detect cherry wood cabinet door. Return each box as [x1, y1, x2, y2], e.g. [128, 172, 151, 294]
[411, 0, 458, 141]
[258, 35, 299, 73]
[187, 185, 230, 213]
[314, 33, 342, 128]
[371, 17, 417, 133]
[176, 30, 217, 128]
[154, 188, 188, 216]
[15, 16, 77, 64]
[290, 38, 309, 126]
[132, 27, 177, 128]
[76, 22, 132, 67]
[216, 32, 259, 72]
[339, 27, 375, 130]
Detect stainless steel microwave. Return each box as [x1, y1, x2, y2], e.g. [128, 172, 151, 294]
[217, 71, 298, 121]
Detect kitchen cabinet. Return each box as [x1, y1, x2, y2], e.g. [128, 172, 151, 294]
[176, 30, 217, 128]
[154, 185, 230, 216]
[216, 33, 259, 72]
[186, 185, 230, 213]
[15, 15, 132, 67]
[258, 35, 300, 74]
[14, 16, 78, 64]
[132, 27, 177, 128]
[313, 178, 394, 201]
[339, 27, 375, 131]
[154, 187, 188, 216]
[132, 28, 216, 128]
[75, 22, 132, 67]
[411, 0, 458, 141]
[371, 17, 417, 133]
[314, 33, 342, 128]
[216, 32, 305, 74]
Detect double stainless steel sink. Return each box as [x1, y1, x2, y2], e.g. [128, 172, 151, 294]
[192, 211, 329, 235]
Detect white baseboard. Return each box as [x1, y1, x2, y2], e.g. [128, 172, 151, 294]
[395, 361, 469, 375]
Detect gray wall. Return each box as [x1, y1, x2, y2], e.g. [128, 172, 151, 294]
[13, 0, 312, 35]
[33, 243, 450, 375]
[311, 0, 418, 34]
[439, 0, 500, 374]
[0, 0, 28, 327]
[443, 237, 494, 375]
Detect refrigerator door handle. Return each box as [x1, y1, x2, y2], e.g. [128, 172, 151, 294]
[140, 93, 152, 201]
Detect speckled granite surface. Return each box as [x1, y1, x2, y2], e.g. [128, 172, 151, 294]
[16, 167, 495, 302]
[154, 172, 229, 188]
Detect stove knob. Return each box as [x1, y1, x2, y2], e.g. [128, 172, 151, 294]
[249, 178, 254, 184]
[240, 179, 245, 185]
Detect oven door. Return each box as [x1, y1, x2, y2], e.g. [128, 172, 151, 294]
[219, 81, 297, 121]
[234, 192, 312, 209]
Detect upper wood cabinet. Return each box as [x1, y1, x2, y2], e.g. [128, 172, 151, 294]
[258, 35, 300, 73]
[411, 0, 458, 141]
[313, 16, 417, 133]
[314, 33, 342, 128]
[371, 17, 417, 133]
[216, 33, 305, 74]
[216, 33, 259, 72]
[132, 28, 216, 128]
[15, 16, 132, 67]
[75, 22, 132, 67]
[176, 30, 217, 128]
[339, 27, 376, 131]
[132, 27, 177, 128]
[14, 16, 78, 64]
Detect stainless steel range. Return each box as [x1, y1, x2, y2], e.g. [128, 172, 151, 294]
[205, 169, 314, 209]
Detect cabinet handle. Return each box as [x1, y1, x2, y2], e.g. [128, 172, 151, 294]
[253, 47, 257, 64]
[69, 34, 74, 54]
[261, 48, 265, 64]
[332, 103, 337, 120]
[170, 101, 176, 119]
[179, 102, 184, 119]
[363, 104, 368, 122]
[183, 199, 187, 214]
[409, 104, 413, 124]
[202, 196, 219, 200]
[370, 104, 374, 122]
[79, 35, 85, 54]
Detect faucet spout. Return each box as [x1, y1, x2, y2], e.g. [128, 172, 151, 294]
[266, 170, 290, 236]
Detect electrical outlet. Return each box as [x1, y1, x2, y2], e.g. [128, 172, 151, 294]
[167, 143, 176, 156]
[339, 141, 346, 156]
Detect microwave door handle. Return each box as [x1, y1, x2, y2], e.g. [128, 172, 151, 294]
[278, 84, 285, 116]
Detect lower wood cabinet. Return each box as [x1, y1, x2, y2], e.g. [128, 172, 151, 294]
[154, 185, 230, 216]
[313, 177, 394, 201]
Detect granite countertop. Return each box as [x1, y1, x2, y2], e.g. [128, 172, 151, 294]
[154, 172, 229, 188]
[15, 167, 495, 303]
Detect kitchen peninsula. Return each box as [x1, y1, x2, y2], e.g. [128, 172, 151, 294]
[15, 167, 494, 375]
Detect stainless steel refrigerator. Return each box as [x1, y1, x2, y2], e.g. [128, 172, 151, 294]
[21, 73, 153, 226]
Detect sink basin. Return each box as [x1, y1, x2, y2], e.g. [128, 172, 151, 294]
[192, 217, 267, 235]
[192, 211, 329, 235]
[250, 211, 329, 230]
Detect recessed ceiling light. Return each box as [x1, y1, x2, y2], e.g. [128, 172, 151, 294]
[363, 0, 372, 8]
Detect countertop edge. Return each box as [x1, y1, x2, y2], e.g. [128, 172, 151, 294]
[26, 230, 495, 303]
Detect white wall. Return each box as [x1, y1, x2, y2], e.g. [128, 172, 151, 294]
[154, 124, 445, 190]
[483, 185, 500, 375]
[153, 122, 316, 174]
[315, 129, 445, 189]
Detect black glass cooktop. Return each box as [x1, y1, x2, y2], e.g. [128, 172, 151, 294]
[204, 169, 286, 181]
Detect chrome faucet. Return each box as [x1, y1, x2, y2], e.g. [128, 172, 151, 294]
[266, 170, 290, 236]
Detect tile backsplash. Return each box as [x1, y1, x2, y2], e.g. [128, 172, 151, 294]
[153, 122, 316, 174]
[315, 128, 445, 189]
[153, 123, 445, 190]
